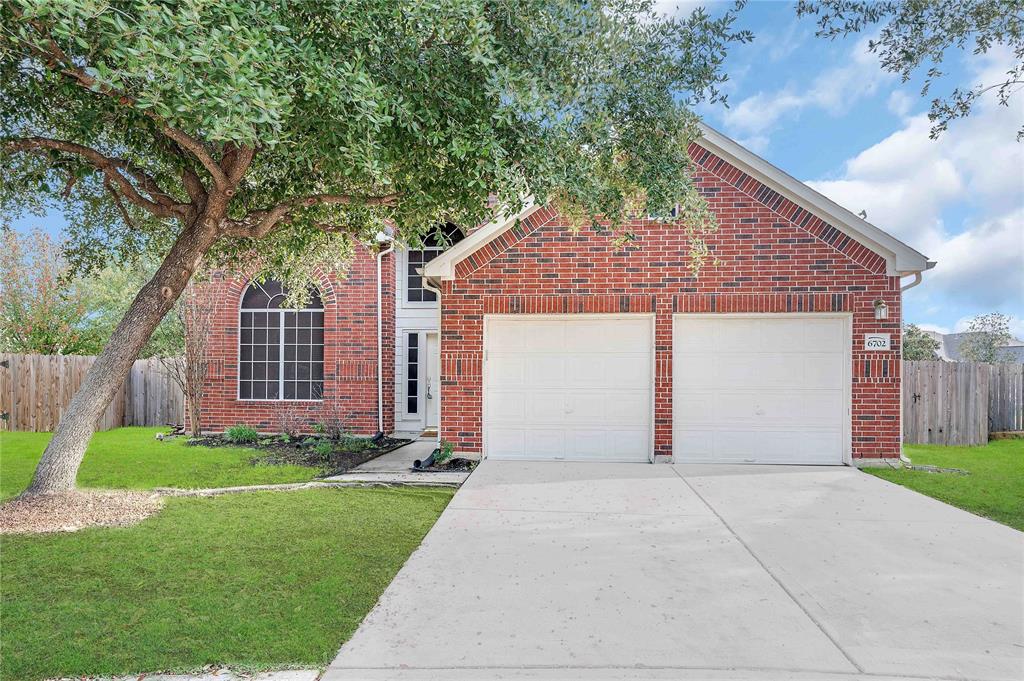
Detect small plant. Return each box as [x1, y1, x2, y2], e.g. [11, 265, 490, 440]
[224, 424, 259, 444]
[435, 440, 455, 465]
[313, 438, 333, 458]
[273, 401, 309, 440]
[312, 422, 326, 435]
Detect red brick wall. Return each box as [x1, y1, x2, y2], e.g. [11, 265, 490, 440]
[439, 143, 903, 460]
[192, 245, 394, 436]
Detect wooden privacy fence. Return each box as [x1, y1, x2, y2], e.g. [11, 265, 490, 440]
[903, 361, 1024, 446]
[0, 353, 184, 432]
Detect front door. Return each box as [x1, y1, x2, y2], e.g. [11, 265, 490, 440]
[425, 333, 439, 429]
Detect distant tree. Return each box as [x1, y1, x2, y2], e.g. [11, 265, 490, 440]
[75, 258, 184, 358]
[0, 229, 99, 355]
[796, 0, 1024, 139]
[959, 312, 1015, 362]
[902, 323, 941, 360]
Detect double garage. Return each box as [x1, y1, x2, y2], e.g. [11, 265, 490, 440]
[483, 314, 851, 465]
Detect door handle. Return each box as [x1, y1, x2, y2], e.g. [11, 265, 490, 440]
[426, 378, 432, 400]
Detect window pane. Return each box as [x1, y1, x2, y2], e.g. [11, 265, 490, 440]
[422, 288, 437, 301]
[284, 382, 295, 399]
[266, 381, 280, 399]
[240, 382, 251, 399]
[407, 396, 417, 413]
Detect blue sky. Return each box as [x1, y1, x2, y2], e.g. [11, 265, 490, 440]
[12, 1, 1023, 336]
[674, 0, 1024, 336]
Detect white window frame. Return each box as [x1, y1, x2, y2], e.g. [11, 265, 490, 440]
[238, 304, 325, 403]
[401, 247, 443, 309]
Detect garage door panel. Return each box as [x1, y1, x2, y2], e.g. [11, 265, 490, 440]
[804, 353, 846, 389]
[524, 356, 567, 387]
[485, 317, 652, 462]
[674, 315, 848, 465]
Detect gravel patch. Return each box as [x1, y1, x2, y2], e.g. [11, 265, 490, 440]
[0, 490, 164, 535]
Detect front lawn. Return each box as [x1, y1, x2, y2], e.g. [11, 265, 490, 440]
[0, 427, 323, 499]
[1, 486, 454, 681]
[867, 439, 1024, 531]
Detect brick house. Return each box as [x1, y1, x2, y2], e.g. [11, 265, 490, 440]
[196, 124, 933, 465]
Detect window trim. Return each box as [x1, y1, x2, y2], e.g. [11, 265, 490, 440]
[237, 282, 325, 403]
[404, 331, 420, 416]
[401, 247, 443, 309]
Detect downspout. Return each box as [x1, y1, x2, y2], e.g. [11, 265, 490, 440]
[422, 275, 444, 446]
[376, 235, 395, 435]
[895, 271, 926, 467]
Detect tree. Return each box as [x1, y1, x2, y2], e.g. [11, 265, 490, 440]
[75, 257, 185, 358]
[959, 312, 1015, 362]
[160, 283, 214, 438]
[902, 323, 941, 360]
[0, 228, 99, 355]
[1, 1, 749, 494]
[796, 0, 1024, 139]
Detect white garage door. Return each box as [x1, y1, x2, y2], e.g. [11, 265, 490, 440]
[484, 316, 653, 461]
[673, 315, 849, 465]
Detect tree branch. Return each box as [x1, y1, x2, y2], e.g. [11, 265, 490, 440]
[14, 10, 230, 190]
[221, 192, 400, 238]
[5, 137, 184, 218]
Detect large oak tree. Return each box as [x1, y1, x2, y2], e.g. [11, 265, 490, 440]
[1, 0, 748, 495]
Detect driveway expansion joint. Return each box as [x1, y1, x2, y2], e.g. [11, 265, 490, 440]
[669, 465, 866, 675]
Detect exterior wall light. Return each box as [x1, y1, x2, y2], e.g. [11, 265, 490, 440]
[873, 299, 889, 320]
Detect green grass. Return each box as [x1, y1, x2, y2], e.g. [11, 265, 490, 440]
[1, 486, 454, 681]
[866, 439, 1024, 531]
[0, 427, 323, 499]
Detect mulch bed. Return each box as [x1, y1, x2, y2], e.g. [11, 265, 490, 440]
[0, 490, 164, 534]
[187, 434, 413, 477]
[414, 457, 477, 473]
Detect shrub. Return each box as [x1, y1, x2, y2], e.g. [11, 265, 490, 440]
[224, 424, 259, 444]
[435, 440, 455, 465]
[313, 438, 333, 458]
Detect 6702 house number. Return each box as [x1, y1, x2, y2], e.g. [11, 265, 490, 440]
[864, 333, 891, 350]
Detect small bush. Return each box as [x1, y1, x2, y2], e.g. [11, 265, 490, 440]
[313, 439, 333, 458]
[225, 424, 259, 444]
[435, 440, 455, 465]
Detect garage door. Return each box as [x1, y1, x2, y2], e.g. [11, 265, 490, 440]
[484, 316, 653, 461]
[673, 315, 849, 465]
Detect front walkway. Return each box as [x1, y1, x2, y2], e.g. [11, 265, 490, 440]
[325, 461, 1024, 680]
[323, 440, 472, 486]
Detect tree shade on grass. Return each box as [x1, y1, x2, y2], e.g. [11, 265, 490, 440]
[1, 487, 454, 681]
[866, 440, 1024, 531]
[0, 427, 322, 499]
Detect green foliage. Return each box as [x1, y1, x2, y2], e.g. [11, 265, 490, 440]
[74, 256, 185, 357]
[902, 323, 941, 360]
[958, 312, 1016, 363]
[866, 439, 1024, 531]
[313, 438, 333, 458]
[1, 0, 751, 299]
[0, 427, 320, 498]
[796, 0, 1024, 139]
[224, 424, 259, 444]
[1, 487, 454, 680]
[435, 439, 455, 465]
[0, 228, 100, 355]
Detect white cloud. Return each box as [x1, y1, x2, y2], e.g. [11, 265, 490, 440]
[722, 37, 889, 138]
[887, 90, 914, 117]
[805, 51, 1024, 320]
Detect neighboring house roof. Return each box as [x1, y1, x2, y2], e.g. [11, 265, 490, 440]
[923, 330, 1024, 362]
[425, 123, 935, 282]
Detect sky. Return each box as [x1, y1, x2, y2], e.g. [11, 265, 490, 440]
[665, 0, 1024, 337]
[11, 1, 1024, 336]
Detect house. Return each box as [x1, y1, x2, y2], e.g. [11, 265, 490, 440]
[922, 330, 1024, 362]
[194, 124, 934, 465]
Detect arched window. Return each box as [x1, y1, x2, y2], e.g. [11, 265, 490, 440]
[239, 280, 324, 400]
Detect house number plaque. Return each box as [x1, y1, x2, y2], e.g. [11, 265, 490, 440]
[864, 333, 891, 350]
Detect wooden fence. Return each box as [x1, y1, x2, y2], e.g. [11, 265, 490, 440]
[903, 361, 1024, 446]
[0, 353, 184, 432]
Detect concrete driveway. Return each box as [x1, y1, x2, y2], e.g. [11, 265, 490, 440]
[326, 462, 1024, 681]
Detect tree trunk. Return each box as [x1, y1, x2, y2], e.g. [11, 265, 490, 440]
[24, 218, 220, 495]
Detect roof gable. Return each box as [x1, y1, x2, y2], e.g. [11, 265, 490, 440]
[425, 125, 934, 282]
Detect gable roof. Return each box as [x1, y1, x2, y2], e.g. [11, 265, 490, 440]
[424, 124, 935, 282]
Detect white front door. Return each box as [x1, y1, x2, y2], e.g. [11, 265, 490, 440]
[484, 315, 653, 461]
[425, 333, 439, 429]
[673, 314, 850, 465]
